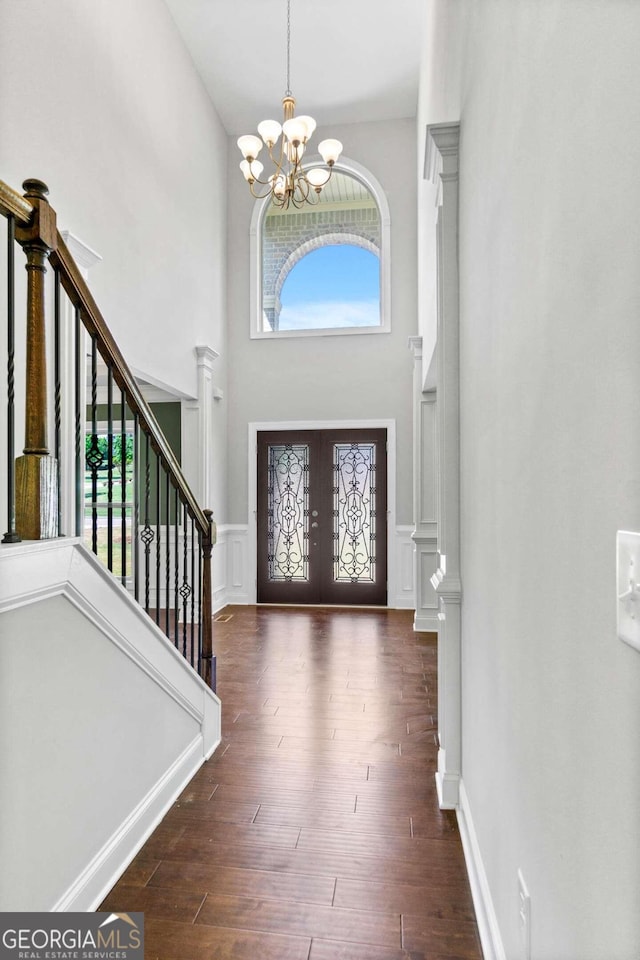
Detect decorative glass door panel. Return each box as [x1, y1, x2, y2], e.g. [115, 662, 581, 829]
[257, 429, 386, 605]
[333, 442, 377, 584]
[267, 443, 309, 582]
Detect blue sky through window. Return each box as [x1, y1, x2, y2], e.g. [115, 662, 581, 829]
[279, 244, 380, 330]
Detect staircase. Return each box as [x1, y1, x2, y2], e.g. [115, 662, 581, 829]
[0, 178, 221, 911]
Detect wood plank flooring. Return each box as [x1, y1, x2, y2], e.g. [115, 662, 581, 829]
[100, 606, 483, 959]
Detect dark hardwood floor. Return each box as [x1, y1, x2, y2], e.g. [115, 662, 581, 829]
[100, 605, 483, 959]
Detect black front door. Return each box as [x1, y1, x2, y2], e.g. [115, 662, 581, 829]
[257, 429, 387, 605]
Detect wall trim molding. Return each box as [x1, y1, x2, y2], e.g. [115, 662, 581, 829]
[53, 735, 204, 911]
[0, 539, 221, 911]
[426, 120, 462, 808]
[458, 780, 507, 960]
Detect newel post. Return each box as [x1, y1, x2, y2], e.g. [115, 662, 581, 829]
[14, 179, 58, 539]
[201, 508, 216, 690]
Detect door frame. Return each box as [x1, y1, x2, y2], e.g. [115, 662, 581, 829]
[248, 419, 397, 606]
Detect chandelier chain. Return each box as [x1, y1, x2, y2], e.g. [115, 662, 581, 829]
[285, 0, 292, 96]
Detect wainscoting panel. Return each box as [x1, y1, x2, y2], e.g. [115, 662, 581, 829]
[212, 524, 415, 611]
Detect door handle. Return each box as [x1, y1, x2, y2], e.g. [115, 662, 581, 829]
[311, 521, 319, 528]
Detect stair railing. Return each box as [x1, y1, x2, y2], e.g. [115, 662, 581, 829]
[0, 178, 216, 690]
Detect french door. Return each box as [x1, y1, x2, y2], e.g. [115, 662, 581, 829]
[257, 429, 387, 605]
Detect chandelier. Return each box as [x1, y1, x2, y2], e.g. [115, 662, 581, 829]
[236, 0, 343, 210]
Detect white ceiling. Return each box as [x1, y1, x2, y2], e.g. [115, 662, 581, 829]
[164, 0, 424, 136]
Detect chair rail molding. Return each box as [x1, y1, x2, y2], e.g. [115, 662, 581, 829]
[425, 121, 462, 809]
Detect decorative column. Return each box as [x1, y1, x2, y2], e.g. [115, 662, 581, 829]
[58, 231, 102, 537]
[14, 180, 58, 539]
[409, 336, 440, 631]
[182, 346, 221, 508]
[425, 123, 462, 809]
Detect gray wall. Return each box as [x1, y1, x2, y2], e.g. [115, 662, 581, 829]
[0, 0, 228, 407]
[420, 2, 640, 957]
[226, 118, 417, 525]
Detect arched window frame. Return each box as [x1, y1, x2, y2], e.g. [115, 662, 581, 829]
[249, 155, 391, 339]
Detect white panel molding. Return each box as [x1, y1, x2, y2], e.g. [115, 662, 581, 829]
[457, 780, 507, 960]
[426, 121, 462, 809]
[0, 539, 221, 910]
[390, 525, 416, 609]
[247, 419, 398, 606]
[214, 524, 250, 608]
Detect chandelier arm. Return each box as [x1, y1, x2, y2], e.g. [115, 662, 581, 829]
[249, 181, 279, 201]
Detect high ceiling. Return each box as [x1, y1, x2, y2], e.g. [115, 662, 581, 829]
[164, 0, 424, 136]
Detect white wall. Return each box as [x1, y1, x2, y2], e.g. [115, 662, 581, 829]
[419, 2, 640, 957]
[226, 118, 417, 526]
[0, 540, 220, 911]
[0, 0, 228, 518]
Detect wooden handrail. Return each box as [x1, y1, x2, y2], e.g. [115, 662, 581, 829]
[0, 179, 33, 225]
[2, 175, 216, 688]
[50, 233, 211, 539]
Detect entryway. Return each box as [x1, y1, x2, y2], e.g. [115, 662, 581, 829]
[256, 428, 387, 604]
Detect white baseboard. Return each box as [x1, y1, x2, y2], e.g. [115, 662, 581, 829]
[54, 735, 208, 911]
[414, 612, 440, 631]
[436, 746, 460, 809]
[457, 779, 506, 960]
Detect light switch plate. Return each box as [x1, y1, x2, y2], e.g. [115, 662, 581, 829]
[616, 531, 640, 652]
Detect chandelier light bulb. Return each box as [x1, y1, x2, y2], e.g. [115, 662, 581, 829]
[257, 119, 282, 147]
[296, 115, 317, 140]
[305, 167, 329, 191]
[237, 134, 263, 160]
[240, 159, 263, 182]
[282, 117, 309, 145]
[317, 138, 343, 165]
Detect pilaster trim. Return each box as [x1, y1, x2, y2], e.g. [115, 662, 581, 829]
[195, 344, 220, 370]
[424, 122, 461, 184]
[408, 335, 423, 360]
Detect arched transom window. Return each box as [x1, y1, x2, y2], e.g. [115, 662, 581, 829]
[250, 160, 391, 338]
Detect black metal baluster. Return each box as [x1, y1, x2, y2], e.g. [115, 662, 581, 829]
[53, 268, 62, 537]
[141, 432, 153, 613]
[165, 471, 170, 638]
[173, 487, 180, 647]
[107, 366, 114, 572]
[197, 527, 203, 676]
[181, 500, 189, 658]
[87, 335, 101, 555]
[155, 450, 161, 625]
[190, 514, 196, 667]
[120, 389, 127, 586]
[74, 309, 83, 537]
[2, 215, 20, 543]
[133, 413, 140, 603]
